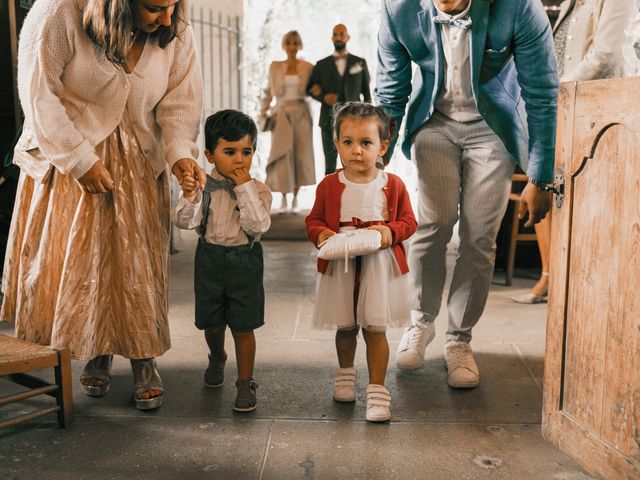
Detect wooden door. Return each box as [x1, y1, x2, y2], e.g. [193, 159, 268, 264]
[543, 77, 640, 479]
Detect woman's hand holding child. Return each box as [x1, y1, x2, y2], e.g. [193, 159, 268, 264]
[367, 225, 393, 249]
[181, 173, 200, 203]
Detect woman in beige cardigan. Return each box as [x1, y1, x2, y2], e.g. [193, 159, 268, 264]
[259, 31, 316, 213]
[512, 0, 635, 303]
[1, 0, 203, 409]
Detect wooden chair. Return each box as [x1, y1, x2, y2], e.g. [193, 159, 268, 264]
[0, 333, 73, 428]
[504, 173, 538, 286]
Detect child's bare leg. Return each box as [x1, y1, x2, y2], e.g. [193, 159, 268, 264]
[335, 327, 359, 368]
[362, 329, 389, 385]
[231, 330, 256, 381]
[205, 325, 227, 366]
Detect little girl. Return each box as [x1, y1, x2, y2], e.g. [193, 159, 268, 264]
[305, 102, 417, 422]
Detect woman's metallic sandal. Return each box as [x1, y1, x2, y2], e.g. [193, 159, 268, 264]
[131, 358, 164, 411]
[80, 354, 113, 397]
[233, 379, 258, 412]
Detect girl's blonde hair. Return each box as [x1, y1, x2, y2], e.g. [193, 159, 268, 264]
[281, 30, 303, 49]
[83, 0, 188, 66]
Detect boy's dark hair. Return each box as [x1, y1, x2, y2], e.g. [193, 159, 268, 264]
[204, 110, 258, 152]
[332, 102, 395, 165]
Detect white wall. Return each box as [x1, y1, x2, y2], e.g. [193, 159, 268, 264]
[190, 0, 242, 16]
[189, 0, 243, 115]
[187, 0, 244, 167]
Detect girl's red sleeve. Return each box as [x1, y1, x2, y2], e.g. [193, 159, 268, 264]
[305, 178, 331, 246]
[387, 179, 417, 245]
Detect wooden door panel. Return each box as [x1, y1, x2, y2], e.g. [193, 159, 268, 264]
[564, 124, 640, 460]
[544, 77, 640, 479]
[598, 125, 640, 459]
[563, 125, 624, 434]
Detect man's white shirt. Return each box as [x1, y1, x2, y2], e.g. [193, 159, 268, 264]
[333, 50, 348, 76]
[434, 0, 483, 122]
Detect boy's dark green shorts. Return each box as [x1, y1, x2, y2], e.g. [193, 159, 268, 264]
[194, 239, 265, 332]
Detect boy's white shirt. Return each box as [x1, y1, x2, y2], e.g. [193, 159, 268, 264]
[171, 169, 272, 245]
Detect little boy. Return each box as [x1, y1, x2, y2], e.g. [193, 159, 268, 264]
[171, 110, 272, 412]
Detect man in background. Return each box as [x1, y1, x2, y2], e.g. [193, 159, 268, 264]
[307, 24, 371, 175]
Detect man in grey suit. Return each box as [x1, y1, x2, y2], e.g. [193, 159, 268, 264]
[307, 24, 371, 175]
[376, 0, 558, 388]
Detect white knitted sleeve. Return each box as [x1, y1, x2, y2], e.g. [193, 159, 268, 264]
[19, 1, 99, 179]
[156, 25, 204, 168]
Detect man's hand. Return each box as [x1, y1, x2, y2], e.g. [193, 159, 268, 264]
[317, 229, 336, 247]
[367, 225, 393, 248]
[519, 182, 552, 227]
[172, 158, 205, 189]
[78, 160, 114, 194]
[309, 84, 322, 97]
[323, 93, 339, 106]
[227, 167, 251, 186]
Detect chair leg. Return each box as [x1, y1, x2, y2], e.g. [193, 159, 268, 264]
[505, 200, 520, 286]
[54, 348, 73, 427]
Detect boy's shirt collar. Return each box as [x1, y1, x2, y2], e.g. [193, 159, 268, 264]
[209, 168, 225, 181]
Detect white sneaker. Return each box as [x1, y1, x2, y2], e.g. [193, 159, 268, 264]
[333, 367, 356, 402]
[396, 322, 436, 370]
[444, 341, 479, 388]
[366, 384, 391, 422]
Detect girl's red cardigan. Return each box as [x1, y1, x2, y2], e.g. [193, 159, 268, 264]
[305, 171, 417, 274]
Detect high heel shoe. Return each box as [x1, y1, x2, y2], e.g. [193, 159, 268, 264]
[279, 194, 288, 213]
[510, 292, 548, 304]
[131, 358, 164, 411]
[80, 354, 113, 397]
[291, 195, 300, 214]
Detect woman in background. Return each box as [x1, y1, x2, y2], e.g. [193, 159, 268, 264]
[259, 30, 316, 213]
[512, 0, 635, 303]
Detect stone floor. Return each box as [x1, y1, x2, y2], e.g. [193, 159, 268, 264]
[0, 216, 593, 480]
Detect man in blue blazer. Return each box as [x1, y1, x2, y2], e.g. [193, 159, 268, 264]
[376, 0, 558, 388]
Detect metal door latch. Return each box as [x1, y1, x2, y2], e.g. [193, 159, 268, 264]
[543, 168, 565, 208]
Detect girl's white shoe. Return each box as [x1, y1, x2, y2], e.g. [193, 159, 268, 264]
[366, 384, 391, 422]
[333, 367, 356, 402]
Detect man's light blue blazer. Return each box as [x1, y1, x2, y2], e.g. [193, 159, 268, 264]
[375, 0, 559, 183]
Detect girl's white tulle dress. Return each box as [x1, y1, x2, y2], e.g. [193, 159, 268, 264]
[312, 170, 411, 332]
